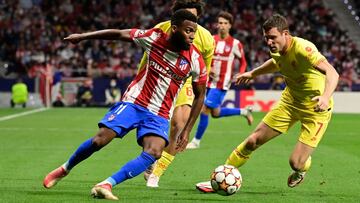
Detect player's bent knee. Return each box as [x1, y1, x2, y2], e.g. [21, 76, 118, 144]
[142, 135, 166, 159]
[210, 108, 220, 118]
[92, 128, 116, 149]
[144, 147, 163, 159]
[91, 137, 106, 150]
[211, 112, 220, 118]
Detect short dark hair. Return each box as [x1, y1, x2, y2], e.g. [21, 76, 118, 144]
[171, 9, 198, 26]
[171, 0, 205, 17]
[262, 14, 289, 32]
[217, 11, 233, 25]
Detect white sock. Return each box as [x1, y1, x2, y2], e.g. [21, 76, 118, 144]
[191, 138, 201, 145]
[240, 108, 248, 116]
[62, 162, 70, 172]
[98, 178, 115, 186]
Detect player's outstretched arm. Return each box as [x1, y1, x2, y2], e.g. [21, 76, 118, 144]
[176, 83, 206, 151]
[63, 29, 133, 44]
[234, 59, 278, 85]
[311, 60, 339, 112]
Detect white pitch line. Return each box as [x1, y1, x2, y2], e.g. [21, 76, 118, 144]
[0, 108, 49, 122]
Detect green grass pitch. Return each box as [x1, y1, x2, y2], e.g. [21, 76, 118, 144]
[0, 108, 359, 202]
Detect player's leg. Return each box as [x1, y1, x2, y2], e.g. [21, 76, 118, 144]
[43, 127, 117, 189]
[213, 106, 254, 125]
[146, 104, 191, 187]
[287, 111, 331, 187]
[92, 135, 165, 200]
[207, 89, 253, 125]
[187, 88, 219, 149]
[196, 102, 295, 192]
[91, 111, 169, 199]
[226, 101, 296, 167]
[10, 99, 15, 108]
[226, 121, 281, 167]
[188, 88, 253, 149]
[93, 113, 168, 199]
[145, 83, 194, 186]
[43, 102, 132, 189]
[186, 105, 210, 149]
[210, 90, 253, 125]
[196, 121, 281, 192]
[287, 141, 313, 188]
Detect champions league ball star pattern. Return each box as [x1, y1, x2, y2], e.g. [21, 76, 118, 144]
[210, 164, 242, 196]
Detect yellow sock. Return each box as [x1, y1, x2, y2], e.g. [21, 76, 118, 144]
[152, 151, 175, 177]
[300, 156, 311, 172]
[225, 141, 253, 168]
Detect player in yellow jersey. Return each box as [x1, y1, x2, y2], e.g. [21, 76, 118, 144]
[196, 13, 339, 192]
[142, 0, 215, 187]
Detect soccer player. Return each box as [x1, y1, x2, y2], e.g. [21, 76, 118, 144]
[186, 11, 253, 150]
[43, 10, 207, 200]
[10, 78, 28, 108]
[144, 0, 215, 187]
[196, 13, 339, 192]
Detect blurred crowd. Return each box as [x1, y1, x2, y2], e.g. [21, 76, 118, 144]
[1, 0, 359, 91]
[355, 1, 360, 17]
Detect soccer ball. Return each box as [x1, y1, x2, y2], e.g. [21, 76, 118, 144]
[210, 165, 242, 196]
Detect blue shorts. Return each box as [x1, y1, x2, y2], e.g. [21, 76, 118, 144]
[98, 102, 169, 146]
[204, 88, 227, 109]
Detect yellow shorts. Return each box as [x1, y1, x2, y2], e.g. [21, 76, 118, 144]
[175, 82, 194, 107]
[263, 100, 332, 147]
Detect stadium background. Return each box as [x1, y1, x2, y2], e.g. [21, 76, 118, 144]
[0, 0, 360, 108]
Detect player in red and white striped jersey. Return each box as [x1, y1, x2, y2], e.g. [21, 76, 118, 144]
[43, 10, 207, 200]
[122, 27, 206, 119]
[208, 29, 247, 90]
[187, 11, 253, 149]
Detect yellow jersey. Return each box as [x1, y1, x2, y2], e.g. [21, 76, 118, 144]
[270, 36, 332, 108]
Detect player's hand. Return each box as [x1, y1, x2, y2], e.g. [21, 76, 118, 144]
[233, 72, 253, 85]
[311, 95, 330, 112]
[64, 34, 83, 44]
[175, 131, 189, 152]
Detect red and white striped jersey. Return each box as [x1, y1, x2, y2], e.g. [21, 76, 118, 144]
[122, 28, 207, 119]
[207, 35, 247, 90]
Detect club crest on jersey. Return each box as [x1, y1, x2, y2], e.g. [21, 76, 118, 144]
[225, 45, 231, 52]
[179, 58, 189, 71]
[108, 114, 116, 121]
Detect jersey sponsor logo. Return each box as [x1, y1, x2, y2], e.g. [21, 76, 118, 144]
[149, 60, 185, 81]
[305, 46, 312, 52]
[150, 31, 161, 41]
